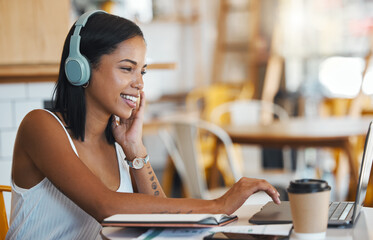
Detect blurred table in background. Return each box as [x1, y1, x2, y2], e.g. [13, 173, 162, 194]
[223, 116, 373, 202]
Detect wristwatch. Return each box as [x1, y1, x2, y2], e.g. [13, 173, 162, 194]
[125, 155, 149, 169]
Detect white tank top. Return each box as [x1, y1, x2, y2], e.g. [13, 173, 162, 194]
[6, 109, 133, 240]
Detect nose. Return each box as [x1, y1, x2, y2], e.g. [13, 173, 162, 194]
[131, 74, 144, 90]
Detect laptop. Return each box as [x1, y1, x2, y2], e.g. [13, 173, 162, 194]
[249, 121, 373, 227]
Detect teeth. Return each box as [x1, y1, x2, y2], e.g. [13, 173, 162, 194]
[120, 94, 137, 102]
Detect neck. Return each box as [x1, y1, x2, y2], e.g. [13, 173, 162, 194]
[84, 104, 111, 144]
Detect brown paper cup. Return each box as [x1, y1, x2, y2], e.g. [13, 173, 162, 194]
[287, 179, 331, 240]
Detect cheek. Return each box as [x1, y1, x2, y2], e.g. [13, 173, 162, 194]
[92, 71, 118, 94]
[87, 76, 114, 104]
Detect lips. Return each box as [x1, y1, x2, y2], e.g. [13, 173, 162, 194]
[120, 93, 138, 108]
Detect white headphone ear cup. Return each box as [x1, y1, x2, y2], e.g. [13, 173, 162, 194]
[65, 54, 91, 86]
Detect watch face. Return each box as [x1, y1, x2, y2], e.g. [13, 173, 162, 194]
[133, 158, 144, 169]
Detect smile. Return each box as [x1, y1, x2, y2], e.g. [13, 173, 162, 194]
[120, 94, 138, 103]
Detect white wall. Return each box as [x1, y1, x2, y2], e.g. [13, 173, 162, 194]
[139, 0, 219, 99]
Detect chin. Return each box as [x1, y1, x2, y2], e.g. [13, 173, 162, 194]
[118, 110, 133, 120]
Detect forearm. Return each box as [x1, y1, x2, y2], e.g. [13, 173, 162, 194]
[101, 191, 221, 221]
[130, 162, 166, 197]
[120, 140, 166, 197]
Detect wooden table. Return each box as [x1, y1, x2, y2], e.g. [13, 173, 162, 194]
[223, 116, 373, 199]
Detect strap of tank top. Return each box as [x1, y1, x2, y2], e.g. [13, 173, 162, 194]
[41, 109, 79, 157]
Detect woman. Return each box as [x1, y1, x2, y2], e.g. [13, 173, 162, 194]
[6, 11, 280, 239]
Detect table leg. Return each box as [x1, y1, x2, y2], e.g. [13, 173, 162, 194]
[161, 156, 176, 197]
[207, 139, 222, 189]
[161, 156, 188, 198]
[342, 139, 359, 201]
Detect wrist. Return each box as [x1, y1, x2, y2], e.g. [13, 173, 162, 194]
[213, 197, 226, 214]
[121, 144, 147, 161]
[125, 155, 149, 169]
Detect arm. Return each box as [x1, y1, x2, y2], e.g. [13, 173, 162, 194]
[14, 109, 280, 223]
[14, 110, 217, 221]
[110, 91, 280, 216]
[113, 91, 166, 197]
[129, 162, 166, 197]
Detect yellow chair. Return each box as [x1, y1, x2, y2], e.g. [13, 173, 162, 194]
[184, 83, 245, 188]
[0, 185, 11, 240]
[185, 83, 244, 121]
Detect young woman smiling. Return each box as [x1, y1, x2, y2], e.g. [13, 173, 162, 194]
[6, 11, 280, 239]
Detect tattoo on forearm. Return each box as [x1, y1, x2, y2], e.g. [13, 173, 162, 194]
[152, 210, 191, 214]
[154, 211, 168, 214]
[148, 169, 161, 196]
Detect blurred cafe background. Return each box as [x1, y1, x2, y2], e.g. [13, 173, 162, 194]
[1, 0, 373, 218]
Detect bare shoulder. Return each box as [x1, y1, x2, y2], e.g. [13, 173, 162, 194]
[18, 109, 64, 139]
[16, 109, 72, 154]
[20, 109, 59, 128]
[13, 109, 68, 188]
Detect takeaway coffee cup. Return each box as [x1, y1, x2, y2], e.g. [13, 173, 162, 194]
[287, 179, 331, 240]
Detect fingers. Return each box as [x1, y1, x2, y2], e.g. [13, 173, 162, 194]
[137, 91, 146, 115]
[259, 181, 281, 205]
[130, 91, 145, 126]
[266, 188, 281, 205]
[239, 178, 281, 205]
[217, 178, 281, 215]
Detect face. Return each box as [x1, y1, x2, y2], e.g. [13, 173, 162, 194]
[86, 36, 147, 120]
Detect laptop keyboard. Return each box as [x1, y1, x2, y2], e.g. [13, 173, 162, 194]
[328, 202, 354, 221]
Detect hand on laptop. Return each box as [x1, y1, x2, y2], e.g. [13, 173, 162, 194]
[215, 177, 281, 215]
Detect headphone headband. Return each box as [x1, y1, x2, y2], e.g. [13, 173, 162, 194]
[72, 10, 105, 36]
[65, 10, 107, 86]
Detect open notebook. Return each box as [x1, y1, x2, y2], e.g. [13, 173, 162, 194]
[102, 214, 238, 228]
[250, 120, 373, 227]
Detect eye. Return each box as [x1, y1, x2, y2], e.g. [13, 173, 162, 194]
[121, 67, 132, 72]
[141, 70, 147, 75]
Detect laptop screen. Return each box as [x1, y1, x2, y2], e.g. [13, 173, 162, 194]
[352, 121, 373, 223]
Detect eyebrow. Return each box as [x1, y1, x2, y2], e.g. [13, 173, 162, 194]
[119, 59, 147, 68]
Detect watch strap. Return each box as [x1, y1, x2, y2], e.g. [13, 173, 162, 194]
[126, 155, 149, 169]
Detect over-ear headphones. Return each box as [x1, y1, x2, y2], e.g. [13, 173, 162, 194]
[65, 10, 106, 86]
